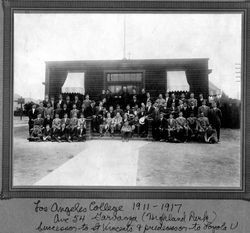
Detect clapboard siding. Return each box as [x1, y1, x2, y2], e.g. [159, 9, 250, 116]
[45, 59, 210, 100]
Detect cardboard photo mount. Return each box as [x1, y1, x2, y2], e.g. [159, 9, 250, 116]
[1, 0, 249, 200]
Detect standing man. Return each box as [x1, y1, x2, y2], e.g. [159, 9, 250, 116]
[208, 102, 222, 142]
[28, 104, 38, 135]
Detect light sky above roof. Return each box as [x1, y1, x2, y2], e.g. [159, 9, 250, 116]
[14, 13, 242, 100]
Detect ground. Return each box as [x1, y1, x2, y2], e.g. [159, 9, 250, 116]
[13, 116, 241, 187]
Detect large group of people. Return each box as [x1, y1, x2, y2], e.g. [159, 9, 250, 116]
[27, 87, 222, 143]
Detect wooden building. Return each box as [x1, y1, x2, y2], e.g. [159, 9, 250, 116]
[44, 58, 211, 100]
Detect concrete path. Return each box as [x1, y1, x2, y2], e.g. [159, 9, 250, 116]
[35, 140, 149, 186]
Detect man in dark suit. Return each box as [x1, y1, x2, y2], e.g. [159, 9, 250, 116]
[121, 86, 130, 109]
[56, 93, 65, 109]
[28, 104, 38, 135]
[155, 112, 168, 141]
[189, 101, 198, 117]
[42, 94, 51, 108]
[139, 88, 147, 106]
[168, 102, 179, 118]
[130, 95, 139, 108]
[73, 95, 82, 110]
[198, 100, 210, 117]
[165, 92, 172, 108]
[65, 95, 72, 110]
[197, 93, 206, 107]
[180, 102, 190, 119]
[61, 103, 70, 119]
[145, 100, 155, 119]
[170, 93, 178, 107]
[85, 101, 96, 118]
[208, 102, 222, 141]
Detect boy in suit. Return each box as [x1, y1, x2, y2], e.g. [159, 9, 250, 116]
[187, 113, 197, 141]
[43, 114, 53, 129]
[61, 113, 70, 137]
[196, 112, 210, 142]
[77, 123, 86, 141]
[208, 102, 222, 142]
[28, 104, 38, 135]
[57, 93, 65, 109]
[112, 112, 123, 134]
[73, 95, 82, 110]
[167, 113, 177, 142]
[52, 113, 61, 142]
[121, 121, 132, 142]
[189, 101, 198, 117]
[43, 124, 52, 142]
[28, 113, 44, 141]
[61, 103, 70, 119]
[36, 102, 44, 118]
[70, 104, 79, 118]
[42, 94, 51, 108]
[44, 102, 54, 119]
[188, 92, 198, 107]
[155, 112, 168, 141]
[59, 123, 70, 142]
[65, 95, 72, 110]
[175, 111, 188, 142]
[69, 113, 78, 141]
[198, 100, 210, 117]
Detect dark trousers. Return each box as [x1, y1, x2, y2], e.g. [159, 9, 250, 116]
[214, 124, 221, 141]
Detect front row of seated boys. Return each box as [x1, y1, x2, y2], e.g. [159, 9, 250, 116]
[28, 113, 86, 142]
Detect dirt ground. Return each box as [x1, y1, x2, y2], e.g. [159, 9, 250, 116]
[13, 117, 241, 187]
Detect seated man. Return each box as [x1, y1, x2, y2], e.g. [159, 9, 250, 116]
[156, 94, 166, 107]
[130, 115, 140, 137]
[60, 113, 70, 142]
[187, 113, 197, 141]
[43, 114, 53, 129]
[36, 102, 45, 118]
[99, 112, 113, 136]
[44, 102, 54, 119]
[52, 113, 61, 142]
[111, 112, 123, 134]
[121, 121, 132, 142]
[175, 111, 188, 142]
[167, 113, 177, 142]
[114, 104, 124, 117]
[188, 92, 198, 107]
[54, 103, 62, 118]
[77, 123, 86, 142]
[69, 113, 79, 141]
[58, 123, 70, 142]
[77, 113, 86, 131]
[196, 112, 210, 142]
[155, 112, 168, 141]
[137, 107, 147, 137]
[70, 104, 79, 118]
[42, 124, 52, 142]
[28, 104, 38, 135]
[198, 99, 210, 117]
[28, 113, 44, 142]
[168, 102, 179, 119]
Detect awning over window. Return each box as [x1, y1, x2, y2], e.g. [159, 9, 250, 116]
[166, 71, 190, 92]
[61, 72, 85, 95]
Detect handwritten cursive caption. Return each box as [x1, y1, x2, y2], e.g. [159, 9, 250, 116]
[33, 200, 239, 233]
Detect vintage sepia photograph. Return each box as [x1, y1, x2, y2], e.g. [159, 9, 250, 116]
[12, 12, 242, 188]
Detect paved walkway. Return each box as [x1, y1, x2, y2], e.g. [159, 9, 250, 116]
[35, 140, 149, 186]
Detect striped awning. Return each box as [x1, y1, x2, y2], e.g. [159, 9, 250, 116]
[61, 72, 85, 95]
[166, 71, 190, 92]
